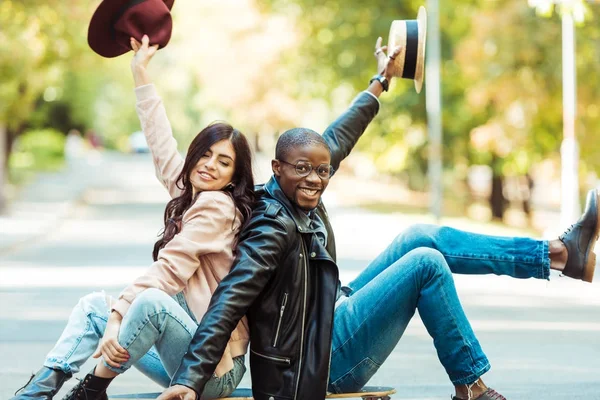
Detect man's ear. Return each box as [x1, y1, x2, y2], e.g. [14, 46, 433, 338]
[272, 159, 281, 177]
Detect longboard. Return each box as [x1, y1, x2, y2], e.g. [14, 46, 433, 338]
[110, 386, 396, 400]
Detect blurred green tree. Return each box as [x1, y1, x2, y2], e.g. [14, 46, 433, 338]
[261, 0, 600, 219]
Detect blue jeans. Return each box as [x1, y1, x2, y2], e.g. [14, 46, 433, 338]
[44, 289, 245, 398]
[328, 224, 550, 391]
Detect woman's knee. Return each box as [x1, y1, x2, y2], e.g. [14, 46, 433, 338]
[77, 291, 110, 316]
[128, 288, 173, 315]
[394, 224, 440, 252]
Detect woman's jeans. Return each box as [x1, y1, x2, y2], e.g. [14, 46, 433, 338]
[44, 288, 245, 398]
[328, 224, 550, 392]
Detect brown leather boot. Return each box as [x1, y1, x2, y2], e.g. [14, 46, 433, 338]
[559, 188, 600, 282]
[452, 388, 507, 400]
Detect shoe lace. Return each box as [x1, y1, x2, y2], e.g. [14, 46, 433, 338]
[467, 380, 484, 400]
[63, 377, 90, 400]
[561, 223, 576, 238]
[14, 373, 35, 395]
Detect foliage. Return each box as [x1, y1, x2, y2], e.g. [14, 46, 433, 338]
[9, 128, 65, 177]
[2, 0, 600, 194]
[256, 0, 600, 193]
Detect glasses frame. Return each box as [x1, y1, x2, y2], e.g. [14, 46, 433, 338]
[278, 159, 335, 179]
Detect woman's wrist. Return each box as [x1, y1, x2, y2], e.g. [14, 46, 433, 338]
[132, 65, 150, 87]
[109, 310, 124, 322]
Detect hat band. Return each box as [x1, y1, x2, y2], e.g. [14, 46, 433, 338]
[402, 20, 419, 80]
[111, 0, 148, 40]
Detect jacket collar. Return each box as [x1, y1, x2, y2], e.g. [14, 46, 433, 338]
[264, 176, 322, 234]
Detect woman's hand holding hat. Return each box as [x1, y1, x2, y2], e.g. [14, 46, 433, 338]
[131, 35, 159, 70]
[130, 35, 159, 87]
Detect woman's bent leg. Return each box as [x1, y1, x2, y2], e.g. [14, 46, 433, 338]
[133, 347, 171, 388]
[103, 288, 197, 375]
[106, 288, 245, 398]
[329, 248, 489, 393]
[11, 292, 111, 399]
[44, 291, 111, 374]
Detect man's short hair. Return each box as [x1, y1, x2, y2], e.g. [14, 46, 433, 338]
[275, 128, 330, 161]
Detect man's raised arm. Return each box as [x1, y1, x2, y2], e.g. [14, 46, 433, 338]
[323, 38, 402, 170]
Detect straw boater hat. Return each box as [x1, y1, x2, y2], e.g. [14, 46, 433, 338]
[387, 6, 427, 93]
[88, 0, 175, 58]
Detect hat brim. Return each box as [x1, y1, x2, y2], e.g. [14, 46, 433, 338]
[387, 6, 427, 93]
[414, 6, 427, 94]
[88, 0, 175, 58]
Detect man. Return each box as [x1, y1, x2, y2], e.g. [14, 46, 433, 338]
[158, 39, 598, 400]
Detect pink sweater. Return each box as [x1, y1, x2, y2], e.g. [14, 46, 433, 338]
[112, 84, 249, 377]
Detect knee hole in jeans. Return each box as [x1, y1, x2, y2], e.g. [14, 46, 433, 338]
[78, 291, 110, 315]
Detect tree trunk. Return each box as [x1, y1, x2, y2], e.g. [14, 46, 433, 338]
[489, 154, 506, 220]
[490, 175, 505, 220]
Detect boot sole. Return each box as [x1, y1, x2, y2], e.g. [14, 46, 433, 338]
[583, 189, 600, 283]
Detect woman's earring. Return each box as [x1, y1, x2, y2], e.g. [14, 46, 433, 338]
[225, 183, 235, 191]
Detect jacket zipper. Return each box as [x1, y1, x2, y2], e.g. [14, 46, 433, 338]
[293, 244, 308, 400]
[250, 349, 291, 365]
[272, 292, 289, 347]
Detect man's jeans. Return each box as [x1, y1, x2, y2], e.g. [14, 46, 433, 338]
[44, 288, 245, 398]
[328, 224, 550, 392]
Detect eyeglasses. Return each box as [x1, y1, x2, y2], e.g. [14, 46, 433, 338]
[278, 159, 335, 179]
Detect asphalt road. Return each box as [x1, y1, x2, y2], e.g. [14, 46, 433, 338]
[1, 153, 599, 399]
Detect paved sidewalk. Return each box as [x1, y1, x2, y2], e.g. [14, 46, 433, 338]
[1, 152, 599, 399]
[0, 154, 112, 254]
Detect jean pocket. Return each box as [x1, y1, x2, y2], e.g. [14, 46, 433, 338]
[331, 357, 381, 393]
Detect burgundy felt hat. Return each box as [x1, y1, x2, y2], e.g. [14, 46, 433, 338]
[88, 0, 175, 58]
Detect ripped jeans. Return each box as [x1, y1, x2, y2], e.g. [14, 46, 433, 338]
[328, 224, 549, 392]
[44, 289, 245, 398]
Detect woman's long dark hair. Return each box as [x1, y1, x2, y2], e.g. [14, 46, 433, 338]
[152, 122, 255, 261]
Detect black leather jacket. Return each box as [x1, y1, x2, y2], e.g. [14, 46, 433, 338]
[172, 92, 380, 400]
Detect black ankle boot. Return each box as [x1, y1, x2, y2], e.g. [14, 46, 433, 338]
[10, 367, 71, 400]
[61, 370, 113, 400]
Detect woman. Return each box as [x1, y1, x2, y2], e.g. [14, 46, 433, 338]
[11, 35, 254, 400]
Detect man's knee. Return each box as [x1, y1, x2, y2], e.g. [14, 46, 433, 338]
[394, 223, 439, 251]
[405, 247, 450, 279]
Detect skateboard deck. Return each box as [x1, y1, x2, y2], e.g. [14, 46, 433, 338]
[110, 386, 396, 399]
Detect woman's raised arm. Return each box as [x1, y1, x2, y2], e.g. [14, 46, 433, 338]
[131, 35, 185, 198]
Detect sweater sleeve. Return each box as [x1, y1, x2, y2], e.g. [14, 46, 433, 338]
[135, 84, 185, 199]
[112, 192, 236, 317]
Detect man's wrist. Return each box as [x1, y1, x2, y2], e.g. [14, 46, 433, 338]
[171, 382, 200, 400]
[369, 74, 389, 92]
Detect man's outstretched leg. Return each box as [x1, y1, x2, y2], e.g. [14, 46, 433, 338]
[348, 189, 599, 293]
[329, 247, 505, 400]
